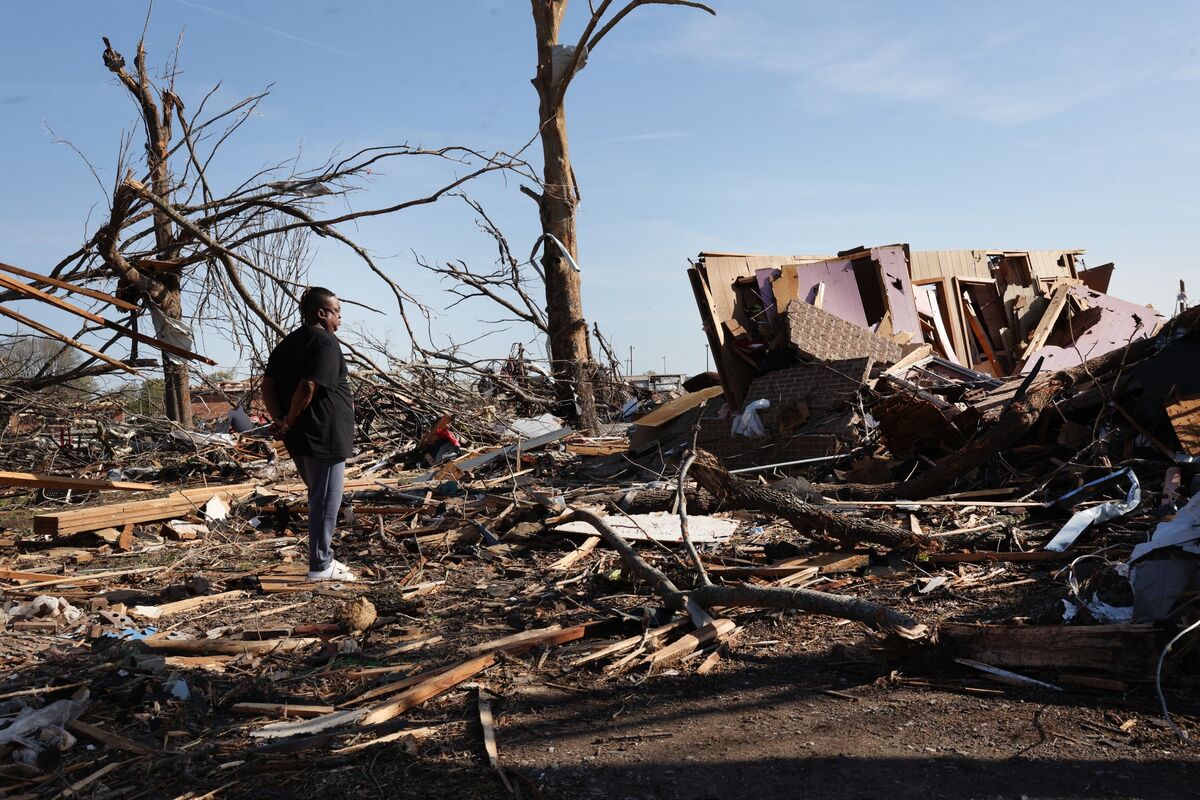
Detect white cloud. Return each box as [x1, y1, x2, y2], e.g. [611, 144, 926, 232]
[176, 0, 353, 58]
[654, 5, 1200, 125]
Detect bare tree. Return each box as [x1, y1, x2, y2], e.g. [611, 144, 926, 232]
[5, 28, 534, 427]
[527, 0, 714, 432]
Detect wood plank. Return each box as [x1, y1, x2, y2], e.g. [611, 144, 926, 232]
[139, 590, 248, 619]
[0, 471, 155, 492]
[67, 720, 156, 755]
[0, 304, 140, 376]
[359, 653, 495, 726]
[649, 619, 737, 665]
[231, 703, 336, 719]
[33, 482, 257, 536]
[0, 272, 216, 365]
[0, 261, 141, 311]
[631, 385, 724, 428]
[963, 296, 1004, 375]
[142, 637, 320, 656]
[550, 535, 600, 570]
[478, 691, 513, 792]
[465, 623, 588, 655]
[1017, 281, 1070, 369]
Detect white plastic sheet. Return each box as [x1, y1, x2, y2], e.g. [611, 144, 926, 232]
[1045, 470, 1141, 552]
[731, 399, 770, 438]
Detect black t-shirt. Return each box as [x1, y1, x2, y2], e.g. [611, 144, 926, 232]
[264, 325, 354, 460]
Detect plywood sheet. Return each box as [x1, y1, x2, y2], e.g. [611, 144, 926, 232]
[632, 385, 724, 428]
[873, 245, 921, 337]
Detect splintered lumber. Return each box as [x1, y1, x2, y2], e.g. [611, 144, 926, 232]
[688, 450, 925, 550]
[466, 623, 590, 655]
[0, 304, 140, 376]
[142, 590, 247, 619]
[33, 482, 257, 536]
[0, 261, 140, 311]
[253, 653, 495, 739]
[359, 652, 495, 725]
[573, 619, 691, 667]
[477, 690, 514, 793]
[231, 703, 336, 719]
[554, 506, 924, 635]
[550, 535, 599, 570]
[894, 315, 1199, 500]
[142, 636, 320, 656]
[67, 721, 157, 755]
[93, 526, 133, 551]
[0, 271, 216, 365]
[331, 725, 438, 755]
[0, 471, 156, 492]
[649, 619, 737, 665]
[940, 622, 1157, 673]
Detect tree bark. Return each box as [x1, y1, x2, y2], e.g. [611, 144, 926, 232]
[557, 506, 923, 634]
[688, 450, 927, 550]
[530, 1, 600, 433]
[102, 37, 192, 428]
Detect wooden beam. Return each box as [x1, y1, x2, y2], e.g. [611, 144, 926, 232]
[0, 471, 155, 492]
[0, 304, 139, 376]
[359, 653, 494, 726]
[0, 261, 140, 312]
[231, 703, 336, 719]
[962, 297, 1004, 375]
[1017, 281, 1070, 370]
[0, 272, 216, 365]
[465, 622, 589, 655]
[33, 482, 257, 536]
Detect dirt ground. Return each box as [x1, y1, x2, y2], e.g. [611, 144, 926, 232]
[4, 500, 1199, 800]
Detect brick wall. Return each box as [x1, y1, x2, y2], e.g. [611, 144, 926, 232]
[653, 358, 870, 468]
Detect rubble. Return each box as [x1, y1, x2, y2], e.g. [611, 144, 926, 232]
[1, 246, 1199, 798]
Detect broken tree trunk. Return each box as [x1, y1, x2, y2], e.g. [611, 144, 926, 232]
[554, 506, 923, 635]
[530, 3, 599, 433]
[101, 36, 192, 428]
[687, 450, 925, 550]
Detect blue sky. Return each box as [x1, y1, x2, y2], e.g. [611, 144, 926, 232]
[2, 1, 1198, 379]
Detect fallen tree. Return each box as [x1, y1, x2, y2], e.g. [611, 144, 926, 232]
[687, 450, 927, 550]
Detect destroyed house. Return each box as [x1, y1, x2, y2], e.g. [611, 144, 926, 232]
[687, 245, 1162, 409]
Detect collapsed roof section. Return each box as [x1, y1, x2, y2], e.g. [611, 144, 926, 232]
[688, 244, 1161, 407]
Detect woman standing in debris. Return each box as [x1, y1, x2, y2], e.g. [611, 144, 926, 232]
[261, 287, 357, 582]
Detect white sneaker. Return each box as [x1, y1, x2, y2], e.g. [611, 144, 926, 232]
[307, 561, 357, 582]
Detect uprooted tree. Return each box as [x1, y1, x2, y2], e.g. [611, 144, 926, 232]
[526, 0, 715, 432]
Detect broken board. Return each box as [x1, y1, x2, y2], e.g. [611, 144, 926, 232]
[554, 512, 737, 544]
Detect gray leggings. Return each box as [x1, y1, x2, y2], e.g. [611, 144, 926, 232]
[291, 454, 345, 572]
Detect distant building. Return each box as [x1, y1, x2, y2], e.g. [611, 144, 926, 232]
[627, 373, 687, 393]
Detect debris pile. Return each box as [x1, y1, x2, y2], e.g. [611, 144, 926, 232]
[1, 244, 1199, 797]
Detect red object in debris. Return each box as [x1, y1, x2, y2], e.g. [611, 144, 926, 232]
[434, 422, 460, 448]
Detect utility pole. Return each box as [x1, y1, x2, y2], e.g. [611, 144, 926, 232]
[662, 356, 667, 374]
[627, 345, 634, 376]
[704, 343, 710, 372]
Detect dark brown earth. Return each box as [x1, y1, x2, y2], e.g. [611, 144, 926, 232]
[3, 503, 1199, 800]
